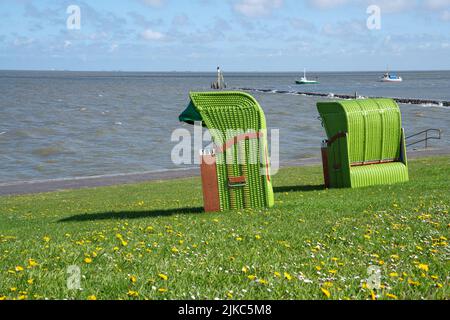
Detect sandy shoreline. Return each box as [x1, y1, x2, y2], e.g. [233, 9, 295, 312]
[0, 149, 448, 196]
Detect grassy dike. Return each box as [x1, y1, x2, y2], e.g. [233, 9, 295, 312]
[0, 156, 449, 300]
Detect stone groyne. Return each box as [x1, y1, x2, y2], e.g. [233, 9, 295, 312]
[238, 88, 450, 107]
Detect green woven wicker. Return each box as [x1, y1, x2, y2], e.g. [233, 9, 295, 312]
[317, 98, 409, 188]
[180, 91, 274, 210]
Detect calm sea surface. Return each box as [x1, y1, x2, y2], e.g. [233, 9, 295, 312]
[0, 70, 449, 182]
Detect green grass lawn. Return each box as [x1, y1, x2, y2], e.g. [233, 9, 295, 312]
[0, 156, 449, 300]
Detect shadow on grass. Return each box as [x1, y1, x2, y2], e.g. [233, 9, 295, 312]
[59, 207, 205, 223]
[274, 185, 324, 193]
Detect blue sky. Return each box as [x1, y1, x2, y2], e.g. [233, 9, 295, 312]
[1, 0, 450, 71]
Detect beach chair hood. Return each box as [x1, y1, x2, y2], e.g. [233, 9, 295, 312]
[179, 91, 274, 211]
[317, 98, 409, 188]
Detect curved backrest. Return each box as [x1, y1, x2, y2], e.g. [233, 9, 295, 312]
[184, 91, 274, 211]
[317, 99, 402, 163]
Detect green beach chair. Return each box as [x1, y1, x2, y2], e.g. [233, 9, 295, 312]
[179, 91, 274, 212]
[317, 98, 409, 189]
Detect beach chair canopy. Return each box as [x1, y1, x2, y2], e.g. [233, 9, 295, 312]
[179, 101, 203, 125]
[317, 99, 409, 188]
[179, 91, 274, 211]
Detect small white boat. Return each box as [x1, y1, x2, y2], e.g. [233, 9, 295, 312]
[296, 69, 319, 85]
[380, 72, 403, 83]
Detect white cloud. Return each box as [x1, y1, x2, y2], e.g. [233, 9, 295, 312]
[109, 43, 119, 52]
[442, 10, 450, 20]
[141, 0, 165, 7]
[373, 0, 415, 13]
[233, 0, 283, 17]
[308, 0, 414, 13]
[13, 37, 35, 47]
[424, 0, 450, 10]
[141, 29, 165, 40]
[307, 0, 349, 9]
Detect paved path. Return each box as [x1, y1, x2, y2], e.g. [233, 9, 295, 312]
[0, 150, 447, 196]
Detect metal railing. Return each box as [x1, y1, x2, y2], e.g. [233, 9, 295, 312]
[406, 129, 442, 148]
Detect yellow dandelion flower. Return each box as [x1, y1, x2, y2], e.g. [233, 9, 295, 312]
[378, 260, 385, 266]
[121, 240, 128, 247]
[431, 275, 439, 280]
[274, 272, 281, 278]
[27, 279, 34, 285]
[227, 291, 233, 299]
[158, 288, 168, 293]
[43, 236, 51, 242]
[386, 293, 398, 300]
[258, 279, 269, 285]
[159, 273, 168, 281]
[255, 235, 261, 240]
[241, 266, 249, 274]
[248, 275, 257, 281]
[10, 287, 17, 292]
[84, 257, 93, 264]
[321, 288, 331, 298]
[408, 279, 420, 286]
[418, 264, 429, 272]
[15, 266, 24, 272]
[127, 290, 139, 297]
[323, 282, 333, 288]
[28, 259, 38, 268]
[0, 296, 6, 300]
[315, 266, 322, 271]
[171, 247, 179, 254]
[370, 290, 377, 300]
[18, 295, 27, 300]
[87, 295, 97, 300]
[236, 237, 243, 241]
[389, 272, 399, 278]
[284, 272, 293, 281]
[129, 275, 137, 283]
[329, 269, 337, 275]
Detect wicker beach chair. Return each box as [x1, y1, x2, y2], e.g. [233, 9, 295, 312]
[179, 92, 274, 212]
[317, 98, 409, 189]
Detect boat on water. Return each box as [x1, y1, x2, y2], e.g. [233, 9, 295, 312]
[380, 71, 403, 82]
[295, 69, 319, 85]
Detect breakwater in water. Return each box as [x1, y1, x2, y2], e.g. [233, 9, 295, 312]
[238, 88, 450, 107]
